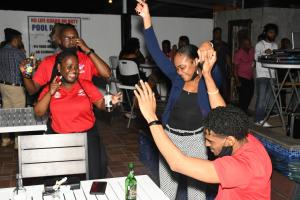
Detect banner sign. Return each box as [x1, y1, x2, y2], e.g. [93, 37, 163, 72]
[28, 16, 81, 59]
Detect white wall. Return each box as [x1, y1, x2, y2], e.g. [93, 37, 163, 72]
[131, 15, 213, 57]
[0, 10, 121, 63]
[0, 10, 213, 63]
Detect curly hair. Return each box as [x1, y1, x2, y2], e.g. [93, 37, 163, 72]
[203, 105, 249, 140]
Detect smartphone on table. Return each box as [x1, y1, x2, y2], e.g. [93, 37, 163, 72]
[90, 181, 107, 195]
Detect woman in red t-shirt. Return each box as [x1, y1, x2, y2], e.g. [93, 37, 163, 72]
[34, 49, 121, 179]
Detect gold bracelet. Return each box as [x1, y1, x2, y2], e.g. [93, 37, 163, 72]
[207, 89, 219, 95]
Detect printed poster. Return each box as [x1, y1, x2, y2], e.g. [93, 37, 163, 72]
[28, 16, 81, 59]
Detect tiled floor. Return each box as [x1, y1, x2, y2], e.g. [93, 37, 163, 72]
[0, 108, 157, 188]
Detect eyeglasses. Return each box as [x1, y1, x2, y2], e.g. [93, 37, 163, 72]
[62, 36, 77, 41]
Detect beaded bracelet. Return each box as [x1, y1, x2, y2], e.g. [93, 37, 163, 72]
[148, 120, 162, 127]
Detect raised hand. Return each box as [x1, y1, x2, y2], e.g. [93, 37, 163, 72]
[134, 80, 157, 123]
[74, 38, 90, 53]
[197, 42, 216, 76]
[112, 92, 123, 105]
[135, 0, 150, 18]
[50, 76, 61, 95]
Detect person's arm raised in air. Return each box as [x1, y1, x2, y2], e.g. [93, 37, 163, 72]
[19, 59, 41, 95]
[134, 80, 220, 184]
[34, 78, 60, 117]
[75, 38, 111, 78]
[197, 42, 226, 108]
[135, 0, 177, 81]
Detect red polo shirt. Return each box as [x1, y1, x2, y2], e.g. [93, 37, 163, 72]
[39, 80, 103, 133]
[33, 51, 99, 86]
[213, 134, 272, 200]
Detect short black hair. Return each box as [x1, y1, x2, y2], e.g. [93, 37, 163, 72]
[4, 28, 21, 43]
[60, 23, 77, 35]
[203, 105, 249, 140]
[213, 27, 222, 34]
[162, 40, 171, 46]
[178, 35, 190, 45]
[263, 23, 278, 35]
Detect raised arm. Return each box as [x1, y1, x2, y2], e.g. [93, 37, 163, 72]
[198, 42, 226, 108]
[135, 0, 177, 81]
[76, 39, 111, 78]
[134, 81, 220, 184]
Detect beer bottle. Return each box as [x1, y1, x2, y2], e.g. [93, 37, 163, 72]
[104, 84, 113, 112]
[125, 162, 137, 200]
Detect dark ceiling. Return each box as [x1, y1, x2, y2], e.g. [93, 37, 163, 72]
[1, 0, 300, 18]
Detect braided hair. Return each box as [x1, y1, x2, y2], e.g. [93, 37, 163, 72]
[203, 105, 249, 141]
[50, 49, 78, 83]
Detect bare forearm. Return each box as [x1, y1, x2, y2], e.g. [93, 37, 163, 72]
[143, 14, 152, 29]
[23, 78, 40, 95]
[89, 53, 111, 78]
[203, 72, 226, 108]
[34, 92, 51, 117]
[93, 98, 105, 110]
[148, 122, 219, 183]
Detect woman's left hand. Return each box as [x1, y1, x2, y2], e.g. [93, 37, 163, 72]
[112, 92, 123, 105]
[197, 42, 216, 76]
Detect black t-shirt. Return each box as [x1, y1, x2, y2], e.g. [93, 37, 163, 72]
[168, 90, 203, 130]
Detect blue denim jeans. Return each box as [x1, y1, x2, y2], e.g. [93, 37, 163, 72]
[255, 78, 273, 122]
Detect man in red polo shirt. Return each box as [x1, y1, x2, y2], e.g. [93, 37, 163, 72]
[20, 24, 111, 95]
[134, 80, 272, 200]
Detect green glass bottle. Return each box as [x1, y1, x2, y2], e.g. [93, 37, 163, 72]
[125, 162, 137, 200]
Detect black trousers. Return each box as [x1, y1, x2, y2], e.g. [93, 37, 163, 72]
[238, 77, 254, 112]
[46, 123, 107, 179]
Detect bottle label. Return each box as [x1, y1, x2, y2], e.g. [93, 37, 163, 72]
[104, 94, 112, 108]
[127, 185, 137, 199]
[24, 63, 33, 78]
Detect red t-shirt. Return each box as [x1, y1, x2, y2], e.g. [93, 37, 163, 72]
[39, 80, 103, 133]
[213, 134, 272, 200]
[33, 51, 99, 86]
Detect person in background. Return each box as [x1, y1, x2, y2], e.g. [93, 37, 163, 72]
[211, 27, 231, 103]
[120, 37, 146, 65]
[49, 23, 66, 52]
[233, 37, 255, 113]
[20, 23, 111, 96]
[178, 35, 190, 49]
[134, 82, 272, 200]
[118, 37, 159, 118]
[162, 39, 172, 58]
[0, 28, 26, 147]
[34, 49, 122, 179]
[118, 37, 147, 84]
[135, 1, 223, 199]
[254, 23, 278, 127]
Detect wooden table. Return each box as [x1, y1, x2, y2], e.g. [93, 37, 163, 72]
[0, 107, 47, 133]
[0, 175, 169, 200]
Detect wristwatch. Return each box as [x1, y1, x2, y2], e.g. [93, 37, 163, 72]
[86, 48, 95, 56]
